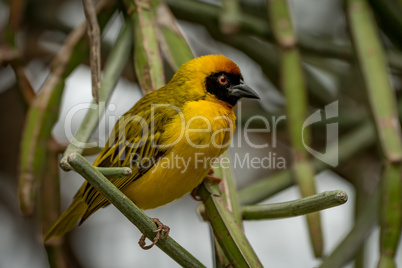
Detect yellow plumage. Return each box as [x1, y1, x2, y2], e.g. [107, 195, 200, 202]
[45, 55, 258, 240]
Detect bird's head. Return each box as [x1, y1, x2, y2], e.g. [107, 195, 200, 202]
[170, 55, 259, 106]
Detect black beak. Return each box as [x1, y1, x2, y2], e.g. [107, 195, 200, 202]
[229, 81, 260, 99]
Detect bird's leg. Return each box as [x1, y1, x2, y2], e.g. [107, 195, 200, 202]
[138, 218, 170, 250]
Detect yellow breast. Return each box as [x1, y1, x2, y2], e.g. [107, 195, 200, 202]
[122, 99, 236, 209]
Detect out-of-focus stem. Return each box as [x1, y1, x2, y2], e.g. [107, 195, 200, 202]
[348, 1, 402, 265]
[125, 0, 165, 94]
[167, 0, 402, 70]
[60, 19, 132, 170]
[319, 189, 380, 268]
[42, 144, 68, 268]
[267, 0, 322, 257]
[156, 2, 194, 71]
[378, 163, 402, 268]
[82, 0, 102, 103]
[220, 0, 240, 34]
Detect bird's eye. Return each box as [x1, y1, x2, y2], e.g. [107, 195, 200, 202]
[218, 75, 228, 85]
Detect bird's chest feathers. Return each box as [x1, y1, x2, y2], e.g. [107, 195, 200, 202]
[164, 100, 236, 155]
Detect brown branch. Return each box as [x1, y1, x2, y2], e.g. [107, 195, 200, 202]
[82, 0, 102, 103]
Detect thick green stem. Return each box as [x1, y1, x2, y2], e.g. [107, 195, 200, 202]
[156, 2, 194, 71]
[267, 0, 322, 256]
[348, 1, 402, 266]
[18, 80, 64, 215]
[220, 0, 240, 34]
[348, 0, 402, 162]
[198, 180, 262, 267]
[126, 0, 165, 94]
[378, 163, 402, 268]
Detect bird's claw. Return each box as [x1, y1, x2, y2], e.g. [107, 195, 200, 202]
[190, 169, 221, 200]
[138, 218, 170, 250]
[191, 186, 202, 201]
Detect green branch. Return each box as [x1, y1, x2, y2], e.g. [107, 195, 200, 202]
[242, 190, 347, 220]
[378, 163, 402, 268]
[348, 0, 402, 162]
[198, 180, 262, 267]
[220, 0, 240, 34]
[67, 153, 206, 268]
[95, 167, 132, 179]
[348, 1, 402, 266]
[125, 0, 165, 94]
[267, 0, 322, 257]
[156, 2, 194, 71]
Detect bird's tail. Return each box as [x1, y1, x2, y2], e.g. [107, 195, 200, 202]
[44, 199, 87, 241]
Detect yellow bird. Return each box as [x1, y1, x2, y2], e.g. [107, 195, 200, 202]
[45, 55, 259, 245]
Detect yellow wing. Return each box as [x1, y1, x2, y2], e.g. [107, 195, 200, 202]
[80, 95, 184, 221]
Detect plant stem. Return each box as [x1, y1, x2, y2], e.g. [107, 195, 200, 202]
[378, 163, 402, 268]
[95, 167, 132, 179]
[242, 190, 347, 220]
[82, 0, 102, 103]
[348, 1, 402, 265]
[198, 180, 263, 267]
[18, 0, 118, 213]
[348, 0, 402, 162]
[217, 152, 243, 225]
[67, 153, 206, 268]
[267, 0, 323, 256]
[220, 0, 240, 34]
[60, 19, 132, 170]
[156, 2, 194, 71]
[319, 189, 380, 268]
[126, 0, 165, 94]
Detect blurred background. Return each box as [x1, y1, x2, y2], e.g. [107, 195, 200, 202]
[1, 0, 402, 267]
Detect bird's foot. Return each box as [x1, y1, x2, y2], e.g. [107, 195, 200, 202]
[191, 186, 202, 201]
[138, 218, 170, 250]
[204, 174, 222, 183]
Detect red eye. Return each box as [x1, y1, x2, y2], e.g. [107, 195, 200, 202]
[218, 75, 228, 85]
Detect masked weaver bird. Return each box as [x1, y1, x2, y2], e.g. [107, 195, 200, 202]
[45, 55, 259, 247]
